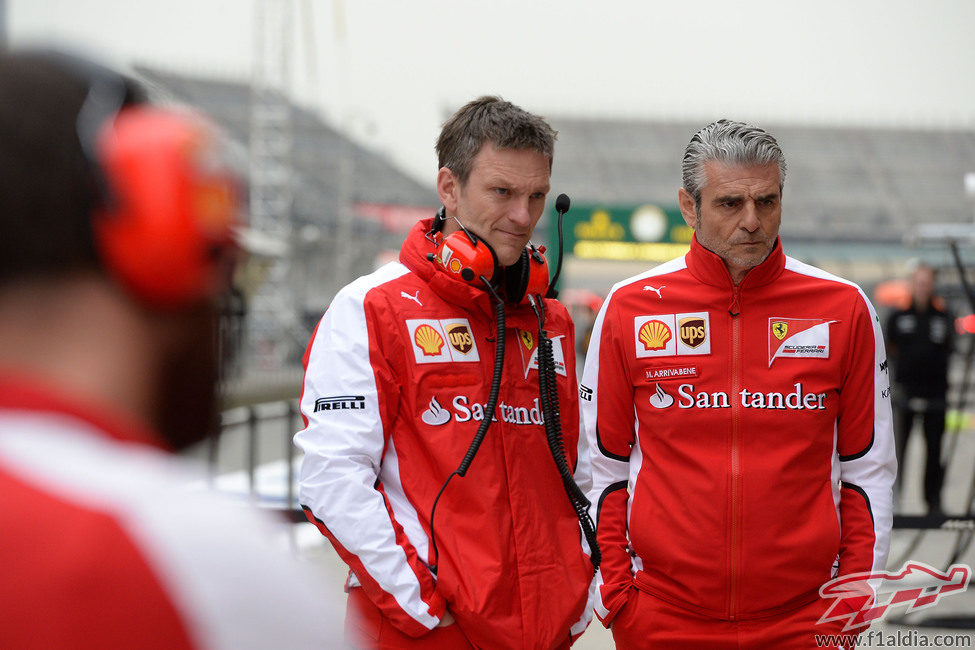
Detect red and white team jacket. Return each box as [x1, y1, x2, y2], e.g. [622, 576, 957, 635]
[295, 219, 594, 649]
[582, 236, 896, 624]
[0, 375, 338, 649]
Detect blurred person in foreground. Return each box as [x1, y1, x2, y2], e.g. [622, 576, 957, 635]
[885, 264, 954, 515]
[295, 96, 595, 648]
[582, 119, 896, 648]
[0, 50, 338, 649]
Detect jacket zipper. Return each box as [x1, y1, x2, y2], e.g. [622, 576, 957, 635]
[729, 285, 742, 620]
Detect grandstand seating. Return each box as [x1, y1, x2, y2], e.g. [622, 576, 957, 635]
[549, 117, 975, 243]
[138, 68, 975, 249]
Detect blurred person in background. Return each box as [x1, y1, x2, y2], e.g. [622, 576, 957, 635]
[885, 264, 954, 515]
[295, 96, 595, 649]
[582, 119, 896, 648]
[0, 50, 338, 649]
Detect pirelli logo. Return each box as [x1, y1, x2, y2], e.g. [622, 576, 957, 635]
[314, 395, 366, 412]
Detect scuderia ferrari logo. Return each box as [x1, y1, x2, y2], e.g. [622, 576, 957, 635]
[772, 321, 788, 340]
[768, 318, 837, 366]
[518, 329, 567, 378]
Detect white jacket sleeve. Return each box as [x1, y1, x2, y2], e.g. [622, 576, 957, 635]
[834, 289, 897, 577]
[294, 281, 445, 637]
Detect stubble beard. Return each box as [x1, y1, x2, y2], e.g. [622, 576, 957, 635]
[695, 214, 774, 277]
[154, 304, 222, 451]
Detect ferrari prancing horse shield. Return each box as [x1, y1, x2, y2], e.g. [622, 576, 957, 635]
[772, 321, 789, 340]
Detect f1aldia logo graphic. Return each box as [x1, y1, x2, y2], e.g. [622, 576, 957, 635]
[818, 561, 971, 631]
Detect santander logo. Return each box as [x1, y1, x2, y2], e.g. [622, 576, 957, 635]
[421, 396, 451, 426]
[648, 383, 674, 409]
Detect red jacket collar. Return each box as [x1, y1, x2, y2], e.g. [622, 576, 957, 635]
[0, 371, 169, 450]
[400, 218, 493, 315]
[685, 234, 786, 290]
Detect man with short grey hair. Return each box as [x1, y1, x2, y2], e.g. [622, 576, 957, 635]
[582, 119, 896, 648]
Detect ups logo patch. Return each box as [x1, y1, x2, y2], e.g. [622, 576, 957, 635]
[679, 317, 707, 349]
[447, 324, 474, 354]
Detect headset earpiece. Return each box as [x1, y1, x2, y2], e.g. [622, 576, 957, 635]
[92, 105, 239, 309]
[430, 229, 499, 285]
[504, 244, 550, 305]
[430, 231, 550, 305]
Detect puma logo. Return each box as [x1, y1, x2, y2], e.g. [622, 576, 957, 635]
[401, 290, 422, 306]
[643, 285, 665, 298]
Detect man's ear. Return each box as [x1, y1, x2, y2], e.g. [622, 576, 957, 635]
[437, 167, 460, 214]
[678, 187, 698, 228]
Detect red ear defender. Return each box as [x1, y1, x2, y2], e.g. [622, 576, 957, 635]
[505, 244, 550, 305]
[427, 217, 550, 303]
[430, 229, 498, 286]
[92, 106, 240, 309]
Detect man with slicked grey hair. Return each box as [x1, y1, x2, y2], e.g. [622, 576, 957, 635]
[581, 119, 896, 648]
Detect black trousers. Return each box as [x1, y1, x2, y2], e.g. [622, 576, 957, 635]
[893, 399, 946, 511]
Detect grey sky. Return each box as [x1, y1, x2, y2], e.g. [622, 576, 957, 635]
[7, 0, 975, 183]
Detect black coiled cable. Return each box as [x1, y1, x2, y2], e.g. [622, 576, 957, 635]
[529, 296, 601, 573]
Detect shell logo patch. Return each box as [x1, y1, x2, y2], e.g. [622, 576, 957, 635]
[634, 312, 710, 358]
[768, 318, 836, 366]
[639, 320, 672, 351]
[414, 324, 444, 356]
[406, 318, 480, 364]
